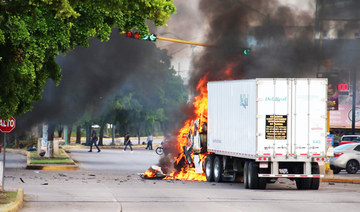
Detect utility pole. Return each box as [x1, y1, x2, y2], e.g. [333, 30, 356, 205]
[351, 69, 357, 134]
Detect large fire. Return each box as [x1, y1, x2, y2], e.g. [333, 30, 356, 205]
[164, 74, 210, 182]
[142, 64, 236, 181]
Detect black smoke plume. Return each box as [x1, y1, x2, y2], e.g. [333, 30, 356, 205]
[160, 0, 321, 168]
[189, 0, 318, 91]
[15, 31, 165, 133]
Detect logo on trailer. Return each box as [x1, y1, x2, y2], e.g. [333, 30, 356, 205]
[240, 94, 248, 109]
[265, 97, 287, 102]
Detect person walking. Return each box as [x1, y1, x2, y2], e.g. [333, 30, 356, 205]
[124, 132, 133, 152]
[89, 127, 101, 153]
[145, 132, 153, 150]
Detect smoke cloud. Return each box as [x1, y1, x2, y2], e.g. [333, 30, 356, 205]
[15, 31, 164, 132]
[189, 0, 318, 91]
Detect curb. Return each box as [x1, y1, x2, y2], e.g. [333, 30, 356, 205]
[0, 188, 24, 212]
[26, 150, 79, 171]
[321, 178, 360, 184]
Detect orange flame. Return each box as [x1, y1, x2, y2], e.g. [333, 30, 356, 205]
[142, 169, 157, 178]
[165, 74, 210, 182]
[143, 59, 242, 181]
[167, 62, 239, 181]
[175, 74, 209, 152]
[164, 166, 207, 181]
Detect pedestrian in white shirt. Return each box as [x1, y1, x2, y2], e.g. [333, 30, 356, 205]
[145, 133, 153, 150]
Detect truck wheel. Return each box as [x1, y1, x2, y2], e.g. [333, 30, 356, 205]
[310, 163, 320, 190]
[296, 178, 311, 190]
[248, 161, 259, 189]
[258, 178, 267, 189]
[205, 155, 214, 182]
[213, 156, 223, 182]
[346, 160, 359, 174]
[244, 161, 249, 189]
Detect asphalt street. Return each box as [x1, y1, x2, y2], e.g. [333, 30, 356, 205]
[2, 149, 360, 212]
[69, 148, 161, 172]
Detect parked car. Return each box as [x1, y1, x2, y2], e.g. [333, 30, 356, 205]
[330, 143, 360, 174]
[339, 135, 360, 146]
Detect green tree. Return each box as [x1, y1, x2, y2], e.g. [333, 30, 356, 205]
[106, 47, 188, 138]
[0, 0, 176, 119]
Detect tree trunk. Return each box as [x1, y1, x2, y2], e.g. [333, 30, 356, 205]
[76, 126, 81, 144]
[57, 125, 64, 138]
[137, 127, 141, 145]
[47, 123, 55, 158]
[99, 125, 104, 146]
[47, 124, 55, 141]
[15, 134, 19, 149]
[86, 124, 91, 145]
[67, 125, 72, 144]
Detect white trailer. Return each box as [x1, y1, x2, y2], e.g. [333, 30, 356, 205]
[203, 78, 327, 189]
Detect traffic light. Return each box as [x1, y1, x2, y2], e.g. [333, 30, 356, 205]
[125, 31, 157, 41]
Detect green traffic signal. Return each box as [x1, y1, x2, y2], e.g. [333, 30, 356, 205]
[142, 34, 149, 40]
[140, 33, 157, 41]
[243, 48, 251, 55]
[149, 33, 157, 41]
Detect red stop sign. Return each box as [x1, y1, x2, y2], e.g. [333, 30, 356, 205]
[0, 116, 16, 133]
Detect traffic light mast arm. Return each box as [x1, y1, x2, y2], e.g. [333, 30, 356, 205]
[157, 36, 212, 47]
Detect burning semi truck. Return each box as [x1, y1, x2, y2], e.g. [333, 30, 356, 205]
[188, 78, 327, 190]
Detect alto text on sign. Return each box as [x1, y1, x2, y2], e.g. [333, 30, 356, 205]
[0, 117, 16, 133]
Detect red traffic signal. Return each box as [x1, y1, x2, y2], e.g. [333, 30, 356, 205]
[124, 30, 157, 41]
[133, 32, 140, 39]
[126, 31, 133, 37]
[125, 31, 140, 39]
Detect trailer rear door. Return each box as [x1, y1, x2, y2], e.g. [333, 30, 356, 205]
[257, 78, 327, 158]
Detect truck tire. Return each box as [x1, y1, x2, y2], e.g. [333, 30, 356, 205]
[258, 178, 267, 189]
[310, 163, 320, 190]
[213, 156, 223, 182]
[296, 178, 311, 190]
[346, 160, 359, 174]
[244, 161, 249, 189]
[248, 161, 259, 189]
[205, 155, 214, 182]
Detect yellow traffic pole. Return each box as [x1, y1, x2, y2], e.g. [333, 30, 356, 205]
[121, 31, 212, 47]
[156, 36, 212, 47]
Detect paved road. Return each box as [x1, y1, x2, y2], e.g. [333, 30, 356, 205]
[3, 150, 360, 212]
[96, 137, 164, 146]
[69, 148, 161, 172]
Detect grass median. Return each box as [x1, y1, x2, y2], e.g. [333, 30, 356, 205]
[0, 191, 17, 204]
[29, 148, 75, 165]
